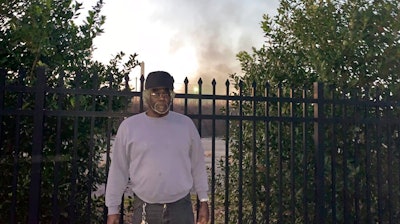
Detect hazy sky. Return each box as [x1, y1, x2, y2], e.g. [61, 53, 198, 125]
[83, 0, 279, 92]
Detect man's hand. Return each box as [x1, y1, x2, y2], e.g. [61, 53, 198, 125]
[197, 202, 209, 224]
[107, 214, 120, 224]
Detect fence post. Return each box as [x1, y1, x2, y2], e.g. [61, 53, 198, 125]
[313, 82, 326, 223]
[28, 67, 46, 223]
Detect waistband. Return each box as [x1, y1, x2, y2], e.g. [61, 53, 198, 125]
[134, 193, 191, 206]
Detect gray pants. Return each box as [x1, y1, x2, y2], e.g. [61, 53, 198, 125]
[131, 194, 195, 224]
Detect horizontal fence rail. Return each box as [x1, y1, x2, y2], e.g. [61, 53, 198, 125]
[1, 68, 400, 223]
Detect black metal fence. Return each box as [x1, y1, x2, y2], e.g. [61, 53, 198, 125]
[1, 68, 400, 223]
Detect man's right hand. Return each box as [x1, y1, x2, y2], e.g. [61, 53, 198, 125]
[107, 214, 120, 224]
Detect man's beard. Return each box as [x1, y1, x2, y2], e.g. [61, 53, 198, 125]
[151, 102, 171, 115]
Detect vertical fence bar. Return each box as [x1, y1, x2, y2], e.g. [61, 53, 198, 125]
[184, 78, 189, 115]
[197, 78, 203, 135]
[103, 73, 115, 222]
[69, 72, 81, 223]
[238, 81, 243, 223]
[329, 86, 337, 224]
[354, 133, 360, 224]
[397, 122, 400, 222]
[386, 105, 394, 224]
[277, 83, 283, 223]
[0, 69, 5, 222]
[28, 67, 46, 223]
[375, 90, 383, 223]
[211, 79, 216, 224]
[313, 82, 326, 224]
[0, 69, 5, 157]
[224, 80, 230, 224]
[86, 72, 99, 223]
[11, 70, 25, 223]
[302, 86, 309, 224]
[251, 81, 257, 224]
[364, 98, 372, 224]
[289, 87, 295, 224]
[354, 98, 361, 224]
[52, 71, 65, 223]
[264, 82, 270, 223]
[341, 92, 350, 224]
[139, 75, 144, 112]
[196, 78, 203, 222]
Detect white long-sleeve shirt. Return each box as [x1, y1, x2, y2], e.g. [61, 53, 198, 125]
[105, 111, 209, 215]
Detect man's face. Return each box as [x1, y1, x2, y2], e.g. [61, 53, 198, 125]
[147, 88, 172, 117]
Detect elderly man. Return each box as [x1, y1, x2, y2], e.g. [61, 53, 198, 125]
[105, 71, 209, 224]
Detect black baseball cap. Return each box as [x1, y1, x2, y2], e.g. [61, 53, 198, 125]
[145, 71, 174, 90]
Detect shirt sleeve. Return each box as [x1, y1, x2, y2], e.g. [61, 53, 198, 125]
[105, 123, 130, 215]
[189, 122, 209, 200]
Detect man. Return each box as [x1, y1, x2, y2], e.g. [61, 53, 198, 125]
[105, 71, 209, 224]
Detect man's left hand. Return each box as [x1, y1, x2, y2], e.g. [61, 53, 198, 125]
[197, 202, 209, 224]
